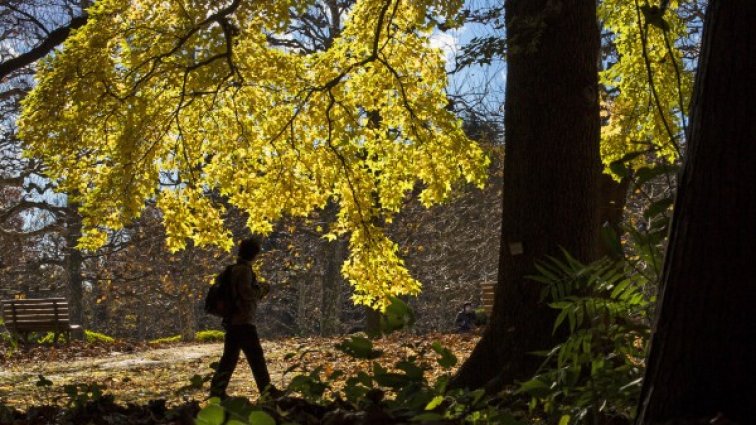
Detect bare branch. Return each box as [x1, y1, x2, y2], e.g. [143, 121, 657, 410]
[0, 14, 88, 81]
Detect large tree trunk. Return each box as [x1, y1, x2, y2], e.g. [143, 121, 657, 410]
[453, 0, 601, 389]
[636, 1, 756, 423]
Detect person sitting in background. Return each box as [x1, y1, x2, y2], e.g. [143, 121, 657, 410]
[455, 302, 477, 333]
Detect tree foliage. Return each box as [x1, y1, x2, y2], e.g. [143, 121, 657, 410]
[599, 0, 694, 169]
[18, 0, 488, 309]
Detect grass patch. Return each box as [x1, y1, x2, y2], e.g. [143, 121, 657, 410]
[149, 330, 225, 345]
[85, 330, 115, 343]
[36, 330, 115, 344]
[148, 335, 181, 345]
[195, 330, 224, 342]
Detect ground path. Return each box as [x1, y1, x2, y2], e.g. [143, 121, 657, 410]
[1, 342, 228, 408]
[0, 334, 479, 409]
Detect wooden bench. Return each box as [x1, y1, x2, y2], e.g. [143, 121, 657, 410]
[1, 298, 81, 343]
[481, 282, 496, 315]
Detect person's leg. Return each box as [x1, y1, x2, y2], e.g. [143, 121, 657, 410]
[238, 325, 272, 393]
[209, 327, 241, 398]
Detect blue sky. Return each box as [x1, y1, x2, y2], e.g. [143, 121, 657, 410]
[431, 0, 505, 120]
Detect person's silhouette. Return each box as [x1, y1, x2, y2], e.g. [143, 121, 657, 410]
[455, 302, 477, 333]
[209, 237, 280, 399]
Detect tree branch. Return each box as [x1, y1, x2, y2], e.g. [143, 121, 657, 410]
[0, 14, 88, 81]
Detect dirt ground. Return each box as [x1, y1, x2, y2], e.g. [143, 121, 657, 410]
[0, 333, 479, 409]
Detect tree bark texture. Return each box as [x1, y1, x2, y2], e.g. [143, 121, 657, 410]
[453, 0, 602, 389]
[178, 251, 197, 342]
[320, 238, 345, 336]
[64, 204, 85, 338]
[636, 1, 756, 423]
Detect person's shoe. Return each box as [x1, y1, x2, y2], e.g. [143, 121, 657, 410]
[261, 385, 284, 399]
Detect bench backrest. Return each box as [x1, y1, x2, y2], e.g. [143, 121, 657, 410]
[1, 298, 71, 331]
[481, 282, 495, 314]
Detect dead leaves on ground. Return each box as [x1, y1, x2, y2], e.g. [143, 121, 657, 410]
[1, 333, 479, 412]
[1, 340, 151, 368]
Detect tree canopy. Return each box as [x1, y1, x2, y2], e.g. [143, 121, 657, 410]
[18, 0, 488, 309]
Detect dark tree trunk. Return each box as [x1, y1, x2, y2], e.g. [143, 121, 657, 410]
[178, 249, 197, 342]
[318, 200, 346, 336]
[452, 0, 601, 389]
[636, 1, 756, 423]
[365, 307, 381, 336]
[599, 174, 630, 259]
[136, 301, 146, 341]
[65, 204, 85, 338]
[179, 296, 196, 342]
[320, 238, 345, 336]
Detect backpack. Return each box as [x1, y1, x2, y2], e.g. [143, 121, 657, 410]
[204, 265, 235, 318]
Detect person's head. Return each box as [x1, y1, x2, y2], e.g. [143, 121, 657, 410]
[238, 237, 262, 261]
[463, 302, 472, 312]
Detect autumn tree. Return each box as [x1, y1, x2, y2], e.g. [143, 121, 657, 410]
[636, 0, 756, 422]
[19, 0, 488, 312]
[452, 0, 603, 389]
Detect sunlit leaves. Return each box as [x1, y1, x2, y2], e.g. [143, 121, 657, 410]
[599, 0, 693, 171]
[19, 0, 488, 308]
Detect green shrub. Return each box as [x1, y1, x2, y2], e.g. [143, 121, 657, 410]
[195, 329, 225, 342]
[473, 308, 488, 326]
[0, 331, 17, 351]
[518, 250, 652, 424]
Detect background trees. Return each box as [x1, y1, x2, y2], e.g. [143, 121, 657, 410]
[0, 0, 91, 330]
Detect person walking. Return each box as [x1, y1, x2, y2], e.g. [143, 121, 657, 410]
[209, 237, 280, 399]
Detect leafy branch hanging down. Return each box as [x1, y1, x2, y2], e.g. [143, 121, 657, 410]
[599, 0, 694, 172]
[19, 0, 489, 309]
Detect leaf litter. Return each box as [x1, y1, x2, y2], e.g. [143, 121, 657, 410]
[1, 333, 479, 411]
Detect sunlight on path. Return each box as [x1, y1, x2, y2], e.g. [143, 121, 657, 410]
[0, 334, 479, 409]
[0, 342, 269, 407]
